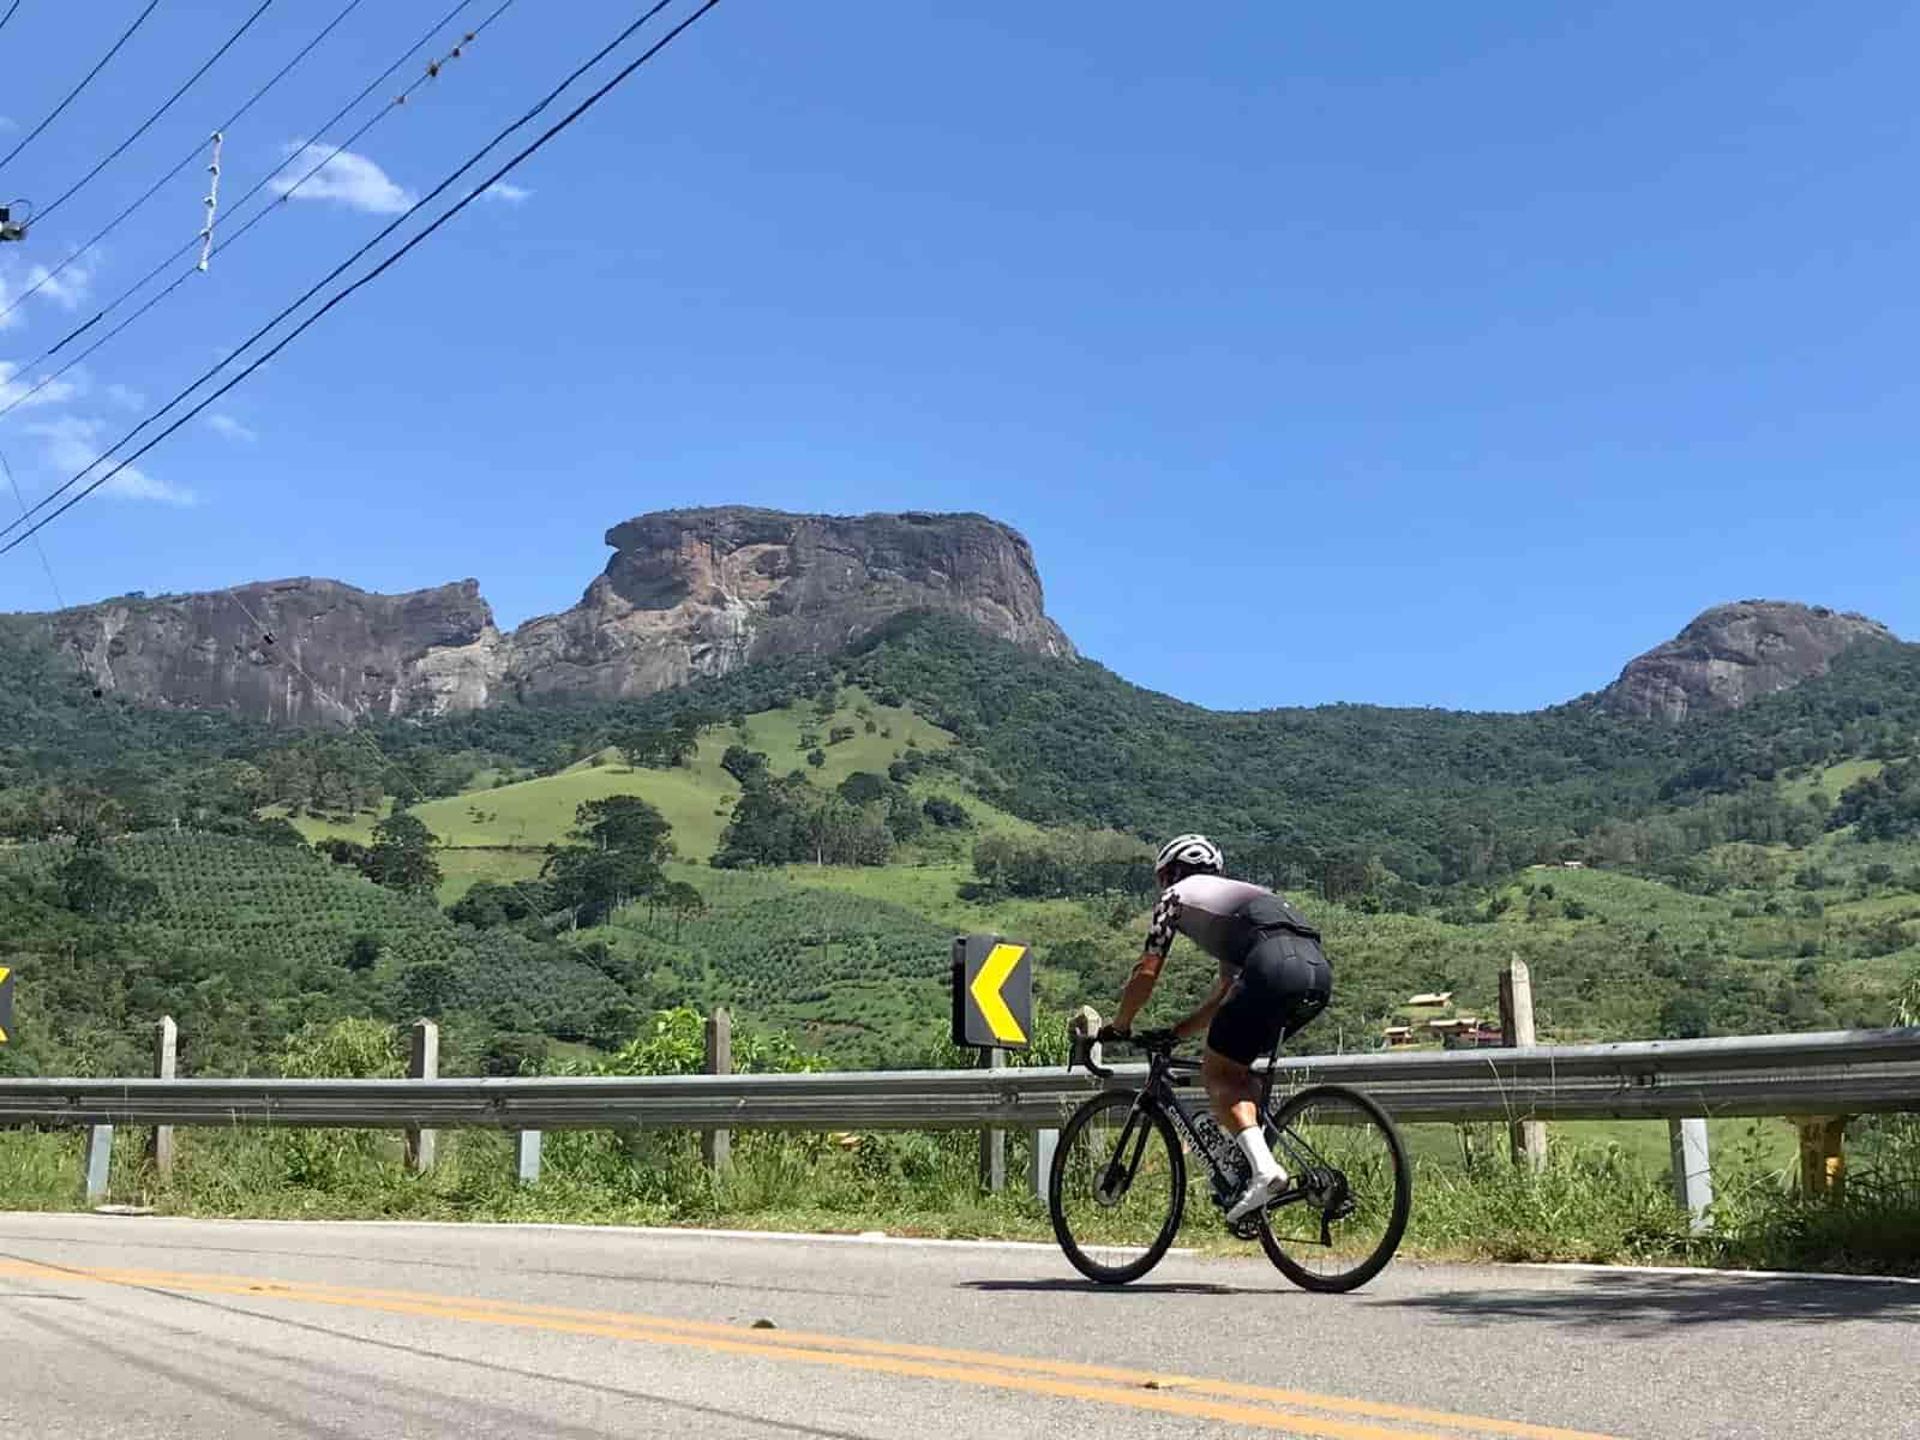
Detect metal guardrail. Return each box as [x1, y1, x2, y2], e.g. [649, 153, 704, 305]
[4, 1028, 1917, 1131]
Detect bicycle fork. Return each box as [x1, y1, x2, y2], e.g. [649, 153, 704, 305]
[1095, 1100, 1156, 1207]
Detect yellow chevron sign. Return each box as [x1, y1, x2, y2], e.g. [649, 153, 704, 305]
[951, 936, 1031, 1049]
[0, 965, 12, 1044]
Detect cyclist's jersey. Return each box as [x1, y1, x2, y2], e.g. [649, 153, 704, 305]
[1143, 873, 1322, 974]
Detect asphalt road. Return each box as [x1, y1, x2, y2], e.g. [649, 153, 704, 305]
[1, 1214, 1914, 1438]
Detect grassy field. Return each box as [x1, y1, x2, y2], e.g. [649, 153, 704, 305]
[1780, 757, 1888, 806]
[293, 692, 961, 868]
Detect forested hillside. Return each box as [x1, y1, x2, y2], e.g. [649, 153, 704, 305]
[2, 609, 1916, 1078]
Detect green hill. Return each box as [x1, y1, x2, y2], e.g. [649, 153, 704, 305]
[1, 609, 1916, 1077]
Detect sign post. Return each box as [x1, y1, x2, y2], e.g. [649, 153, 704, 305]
[951, 935, 1031, 1197]
[0, 965, 13, 1046]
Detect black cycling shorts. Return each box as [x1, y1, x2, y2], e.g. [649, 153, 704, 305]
[1206, 929, 1331, 1065]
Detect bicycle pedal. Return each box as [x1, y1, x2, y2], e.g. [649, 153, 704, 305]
[1224, 1213, 1263, 1241]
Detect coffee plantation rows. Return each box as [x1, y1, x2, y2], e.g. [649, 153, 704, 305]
[1, 832, 463, 972]
[603, 866, 958, 1065]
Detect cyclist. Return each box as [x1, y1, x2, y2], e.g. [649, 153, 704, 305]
[1099, 834, 1332, 1224]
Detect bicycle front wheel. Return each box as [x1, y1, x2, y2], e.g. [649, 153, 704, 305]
[1257, 1084, 1411, 1293]
[1048, 1090, 1186, 1285]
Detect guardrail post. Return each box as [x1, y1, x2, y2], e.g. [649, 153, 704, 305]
[148, 1015, 177, 1179]
[703, 1008, 732, 1173]
[84, 1124, 113, 1203]
[1499, 956, 1548, 1171]
[1667, 1117, 1712, 1232]
[405, 1019, 438, 1175]
[515, 1129, 543, 1186]
[1031, 1126, 1056, 1206]
[979, 1047, 1006, 1194]
[1793, 1115, 1847, 1198]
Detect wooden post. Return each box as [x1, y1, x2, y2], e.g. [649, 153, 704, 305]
[84, 1124, 113, 1203]
[149, 1015, 177, 1180]
[1794, 1116, 1847, 1199]
[1668, 1117, 1713, 1232]
[515, 1130, 543, 1186]
[1498, 955, 1548, 1171]
[405, 1019, 438, 1175]
[979, 1047, 1006, 1194]
[703, 1008, 731, 1173]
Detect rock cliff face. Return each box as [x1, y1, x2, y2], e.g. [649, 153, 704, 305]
[1596, 601, 1895, 721]
[46, 579, 507, 724]
[16, 508, 1073, 722]
[504, 507, 1073, 701]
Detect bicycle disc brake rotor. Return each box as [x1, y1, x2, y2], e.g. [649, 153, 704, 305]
[1304, 1167, 1356, 1221]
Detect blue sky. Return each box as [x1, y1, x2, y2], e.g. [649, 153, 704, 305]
[0, 2, 1914, 712]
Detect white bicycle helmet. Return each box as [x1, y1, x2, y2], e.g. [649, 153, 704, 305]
[1155, 833, 1224, 875]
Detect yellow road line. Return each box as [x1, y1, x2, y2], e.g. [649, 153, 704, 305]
[0, 1259, 1619, 1440]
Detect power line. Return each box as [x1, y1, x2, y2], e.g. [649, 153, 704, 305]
[0, 2, 24, 43]
[0, 0, 722, 557]
[33, 0, 276, 226]
[0, 1, 491, 400]
[0, 0, 165, 175]
[0, 0, 442, 332]
[0, 6, 503, 429]
[0, 445, 62, 609]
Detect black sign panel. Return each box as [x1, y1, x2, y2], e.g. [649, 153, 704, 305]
[949, 934, 1031, 1050]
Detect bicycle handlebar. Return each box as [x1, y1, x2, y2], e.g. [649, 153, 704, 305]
[1070, 1028, 1180, 1080]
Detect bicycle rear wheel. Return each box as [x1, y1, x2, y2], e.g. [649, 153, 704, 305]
[1048, 1090, 1186, 1285]
[1256, 1084, 1410, 1293]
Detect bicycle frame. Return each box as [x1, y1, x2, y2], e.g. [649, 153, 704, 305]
[1088, 1042, 1330, 1209]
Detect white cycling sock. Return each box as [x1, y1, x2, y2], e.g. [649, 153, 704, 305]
[1235, 1123, 1286, 1182]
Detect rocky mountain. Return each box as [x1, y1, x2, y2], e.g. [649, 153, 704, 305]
[505, 507, 1073, 702]
[1596, 600, 1897, 721]
[17, 508, 1072, 722]
[44, 579, 507, 724]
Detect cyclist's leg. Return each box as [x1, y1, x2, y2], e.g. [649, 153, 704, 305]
[1205, 957, 1294, 1217]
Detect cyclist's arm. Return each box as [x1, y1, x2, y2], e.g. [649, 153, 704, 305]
[1112, 951, 1164, 1033]
[1171, 970, 1232, 1040]
[1113, 888, 1181, 1032]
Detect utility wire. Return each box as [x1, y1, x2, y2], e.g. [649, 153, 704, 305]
[0, 6, 501, 428]
[0, 0, 164, 175]
[0, 0, 487, 385]
[0, 2, 24, 43]
[35, 0, 276, 226]
[0, 0, 367, 329]
[0, 0, 721, 556]
[0, 444, 63, 609]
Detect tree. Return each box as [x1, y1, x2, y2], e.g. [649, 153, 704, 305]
[721, 745, 769, 786]
[366, 813, 442, 895]
[807, 749, 826, 769]
[56, 830, 156, 919]
[345, 934, 383, 972]
[544, 846, 662, 928]
[922, 795, 970, 829]
[572, 796, 672, 860]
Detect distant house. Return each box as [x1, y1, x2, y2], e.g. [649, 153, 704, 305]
[1408, 991, 1454, 1008]
[1382, 1025, 1414, 1047]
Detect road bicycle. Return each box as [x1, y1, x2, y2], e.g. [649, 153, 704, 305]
[1048, 1024, 1411, 1292]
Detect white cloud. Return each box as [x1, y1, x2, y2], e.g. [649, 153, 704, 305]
[272, 142, 413, 215]
[104, 382, 145, 410]
[23, 255, 95, 310]
[0, 359, 79, 411]
[483, 182, 532, 205]
[27, 415, 194, 505]
[206, 412, 256, 442]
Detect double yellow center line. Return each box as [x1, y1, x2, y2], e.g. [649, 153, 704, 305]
[0, 1258, 1618, 1439]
